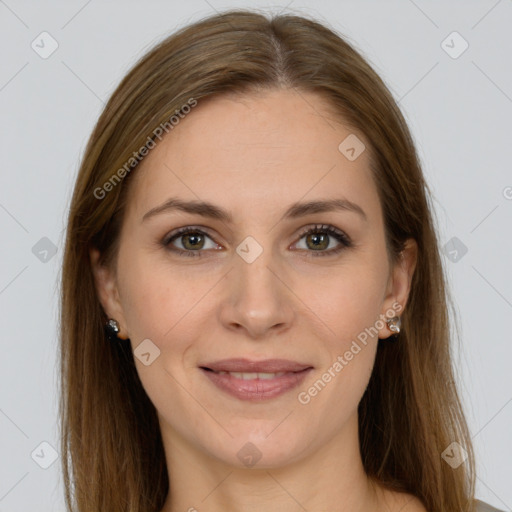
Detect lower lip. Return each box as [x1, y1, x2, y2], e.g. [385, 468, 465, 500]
[200, 368, 312, 401]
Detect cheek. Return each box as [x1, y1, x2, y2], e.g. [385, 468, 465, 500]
[116, 251, 208, 344]
[295, 265, 384, 406]
[297, 261, 386, 346]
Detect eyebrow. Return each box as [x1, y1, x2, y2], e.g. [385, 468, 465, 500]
[142, 197, 368, 224]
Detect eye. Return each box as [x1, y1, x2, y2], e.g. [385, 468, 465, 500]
[162, 224, 352, 259]
[163, 226, 221, 258]
[292, 224, 352, 257]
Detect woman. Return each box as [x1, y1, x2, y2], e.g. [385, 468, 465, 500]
[59, 9, 504, 512]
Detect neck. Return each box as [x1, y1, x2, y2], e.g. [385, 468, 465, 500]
[159, 413, 382, 512]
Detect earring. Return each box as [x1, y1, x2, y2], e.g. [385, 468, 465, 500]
[104, 318, 122, 341]
[386, 316, 401, 335]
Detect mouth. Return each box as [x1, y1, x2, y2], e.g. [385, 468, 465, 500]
[199, 358, 313, 401]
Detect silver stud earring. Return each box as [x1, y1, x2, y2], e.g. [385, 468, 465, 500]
[386, 316, 401, 335]
[104, 318, 121, 341]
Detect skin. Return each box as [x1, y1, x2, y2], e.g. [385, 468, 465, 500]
[90, 88, 424, 511]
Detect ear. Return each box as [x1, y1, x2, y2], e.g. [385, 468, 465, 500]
[89, 246, 129, 340]
[378, 238, 418, 339]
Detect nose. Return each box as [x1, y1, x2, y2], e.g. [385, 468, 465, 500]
[218, 243, 295, 339]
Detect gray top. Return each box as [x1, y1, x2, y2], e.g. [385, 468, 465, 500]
[475, 499, 506, 512]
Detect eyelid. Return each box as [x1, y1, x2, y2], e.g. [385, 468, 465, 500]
[162, 223, 352, 257]
[290, 224, 352, 257]
[293, 224, 351, 245]
[162, 225, 220, 244]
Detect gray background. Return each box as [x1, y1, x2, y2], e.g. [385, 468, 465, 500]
[0, 0, 511, 510]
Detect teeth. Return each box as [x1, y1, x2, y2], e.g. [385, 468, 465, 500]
[217, 371, 287, 379]
[256, 372, 285, 380]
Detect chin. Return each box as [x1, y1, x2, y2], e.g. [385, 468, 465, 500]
[206, 428, 312, 470]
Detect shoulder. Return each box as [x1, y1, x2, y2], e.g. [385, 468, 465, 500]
[389, 496, 506, 512]
[375, 487, 505, 512]
[474, 499, 507, 512]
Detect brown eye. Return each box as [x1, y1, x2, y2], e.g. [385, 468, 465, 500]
[163, 227, 220, 257]
[294, 224, 352, 257]
[305, 232, 329, 251]
[180, 232, 205, 250]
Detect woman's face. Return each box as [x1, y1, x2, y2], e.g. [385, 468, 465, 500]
[91, 88, 416, 468]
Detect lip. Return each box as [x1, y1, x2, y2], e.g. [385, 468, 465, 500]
[200, 358, 312, 373]
[199, 358, 313, 402]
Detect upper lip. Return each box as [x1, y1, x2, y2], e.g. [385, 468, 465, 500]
[200, 358, 313, 373]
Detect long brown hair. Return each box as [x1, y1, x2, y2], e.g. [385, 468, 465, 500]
[59, 9, 476, 511]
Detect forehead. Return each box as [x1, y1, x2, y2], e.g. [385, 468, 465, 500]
[125, 88, 381, 227]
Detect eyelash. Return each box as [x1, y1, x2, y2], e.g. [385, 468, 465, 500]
[162, 224, 352, 259]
